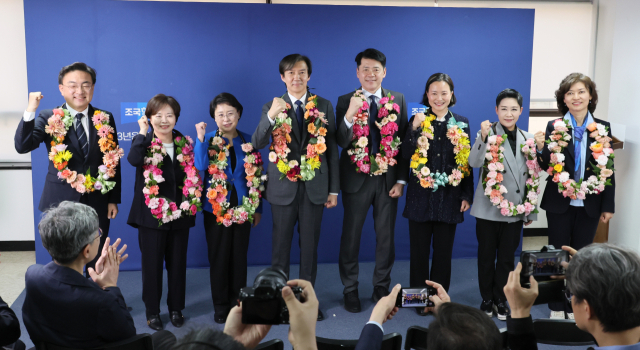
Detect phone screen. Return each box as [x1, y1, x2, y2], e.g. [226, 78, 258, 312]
[396, 287, 435, 307]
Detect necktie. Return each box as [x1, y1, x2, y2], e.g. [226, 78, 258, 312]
[295, 100, 304, 135]
[75, 113, 88, 159]
[573, 123, 586, 181]
[369, 95, 380, 155]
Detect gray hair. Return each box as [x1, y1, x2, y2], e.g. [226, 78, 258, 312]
[567, 243, 640, 332]
[38, 201, 99, 264]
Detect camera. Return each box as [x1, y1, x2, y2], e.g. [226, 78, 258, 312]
[239, 267, 303, 324]
[395, 286, 437, 308]
[520, 245, 570, 285]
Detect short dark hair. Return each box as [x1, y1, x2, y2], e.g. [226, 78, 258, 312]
[427, 303, 502, 350]
[555, 73, 598, 116]
[567, 243, 640, 333]
[279, 54, 312, 76]
[420, 73, 457, 108]
[174, 328, 245, 350]
[58, 62, 96, 85]
[355, 48, 386, 68]
[496, 88, 523, 107]
[210, 93, 243, 120]
[145, 94, 181, 122]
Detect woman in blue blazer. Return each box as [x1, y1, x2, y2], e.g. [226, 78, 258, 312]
[194, 93, 263, 324]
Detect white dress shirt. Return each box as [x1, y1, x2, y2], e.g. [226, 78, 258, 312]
[24, 104, 90, 151]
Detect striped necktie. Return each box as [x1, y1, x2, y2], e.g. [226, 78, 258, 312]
[75, 113, 88, 159]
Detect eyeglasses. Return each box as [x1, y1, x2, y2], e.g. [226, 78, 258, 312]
[62, 83, 93, 92]
[94, 228, 103, 242]
[216, 113, 238, 121]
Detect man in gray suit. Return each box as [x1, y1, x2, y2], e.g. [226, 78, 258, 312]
[468, 88, 538, 321]
[335, 49, 409, 313]
[252, 54, 339, 320]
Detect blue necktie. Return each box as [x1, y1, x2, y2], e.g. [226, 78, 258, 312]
[75, 113, 88, 159]
[572, 119, 586, 181]
[369, 95, 380, 155]
[295, 100, 304, 135]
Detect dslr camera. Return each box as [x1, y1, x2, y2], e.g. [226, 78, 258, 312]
[239, 267, 303, 324]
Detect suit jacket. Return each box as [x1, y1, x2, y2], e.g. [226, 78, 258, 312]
[22, 262, 136, 349]
[252, 93, 339, 206]
[401, 112, 474, 224]
[126, 128, 196, 230]
[469, 124, 538, 222]
[336, 88, 409, 193]
[194, 129, 263, 214]
[354, 323, 383, 350]
[0, 296, 20, 346]
[536, 117, 615, 218]
[14, 103, 122, 214]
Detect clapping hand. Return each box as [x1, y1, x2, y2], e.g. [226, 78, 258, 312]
[27, 92, 43, 113]
[93, 237, 128, 275]
[88, 244, 120, 289]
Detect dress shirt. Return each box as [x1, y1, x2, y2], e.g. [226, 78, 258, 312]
[344, 87, 405, 185]
[267, 92, 307, 124]
[366, 320, 383, 332]
[567, 112, 594, 207]
[24, 106, 90, 135]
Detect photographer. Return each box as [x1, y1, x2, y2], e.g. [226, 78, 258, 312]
[504, 244, 640, 350]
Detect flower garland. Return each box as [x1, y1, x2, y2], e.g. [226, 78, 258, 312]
[482, 133, 542, 216]
[546, 119, 615, 199]
[45, 108, 124, 194]
[409, 113, 471, 190]
[347, 91, 402, 175]
[268, 95, 329, 182]
[206, 134, 266, 227]
[143, 135, 203, 225]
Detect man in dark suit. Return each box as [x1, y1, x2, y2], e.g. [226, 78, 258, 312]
[14, 62, 121, 277]
[353, 284, 400, 350]
[336, 49, 409, 312]
[22, 201, 175, 349]
[252, 54, 340, 320]
[1, 294, 21, 349]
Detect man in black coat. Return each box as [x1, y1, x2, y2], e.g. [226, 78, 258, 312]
[14, 62, 122, 277]
[1, 294, 21, 348]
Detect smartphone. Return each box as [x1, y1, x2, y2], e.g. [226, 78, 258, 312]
[520, 249, 570, 281]
[395, 287, 436, 308]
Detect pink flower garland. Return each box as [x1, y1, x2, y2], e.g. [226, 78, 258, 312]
[546, 119, 615, 199]
[482, 134, 542, 217]
[347, 91, 402, 175]
[143, 136, 203, 225]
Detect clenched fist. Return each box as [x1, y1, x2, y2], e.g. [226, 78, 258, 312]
[267, 97, 287, 121]
[196, 122, 207, 142]
[480, 120, 491, 141]
[345, 93, 365, 123]
[412, 112, 426, 130]
[534, 131, 545, 151]
[27, 92, 44, 113]
[138, 116, 149, 135]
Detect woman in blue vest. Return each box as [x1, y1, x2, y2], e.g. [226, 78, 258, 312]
[194, 93, 264, 324]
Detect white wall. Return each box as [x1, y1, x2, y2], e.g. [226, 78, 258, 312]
[599, 0, 640, 253]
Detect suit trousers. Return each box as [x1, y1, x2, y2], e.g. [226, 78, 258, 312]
[138, 227, 190, 315]
[408, 220, 457, 291]
[476, 218, 523, 303]
[271, 181, 324, 285]
[340, 175, 398, 294]
[203, 211, 251, 316]
[82, 198, 110, 278]
[546, 206, 599, 312]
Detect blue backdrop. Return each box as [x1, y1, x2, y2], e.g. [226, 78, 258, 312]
[24, 0, 534, 271]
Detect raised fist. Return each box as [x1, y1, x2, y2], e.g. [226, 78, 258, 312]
[480, 120, 491, 141]
[138, 116, 149, 135]
[345, 94, 365, 123]
[195, 122, 207, 142]
[268, 97, 287, 120]
[27, 92, 43, 113]
[412, 113, 426, 130]
[534, 131, 545, 151]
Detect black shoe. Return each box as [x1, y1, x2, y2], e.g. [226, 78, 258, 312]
[480, 300, 494, 317]
[170, 311, 184, 327]
[317, 308, 325, 321]
[372, 286, 389, 303]
[214, 313, 228, 324]
[147, 314, 163, 331]
[493, 301, 510, 321]
[344, 290, 362, 313]
[415, 307, 429, 316]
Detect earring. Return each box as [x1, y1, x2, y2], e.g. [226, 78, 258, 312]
[589, 100, 592, 104]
